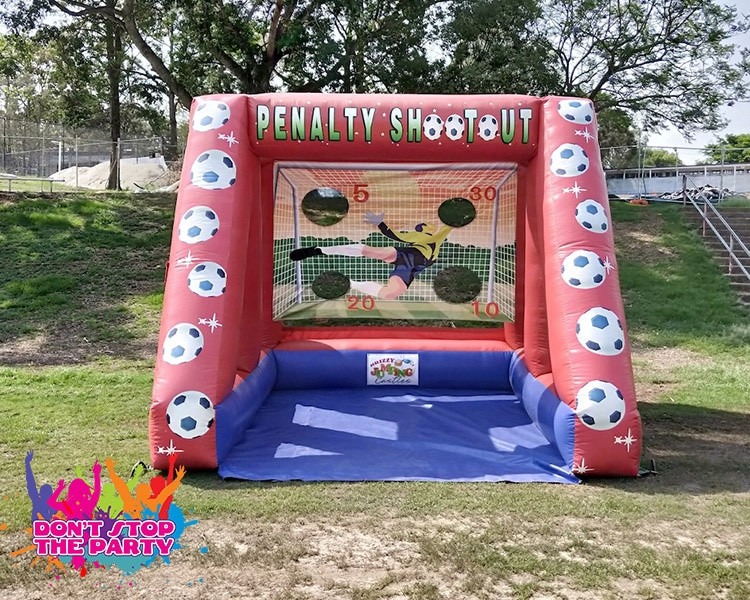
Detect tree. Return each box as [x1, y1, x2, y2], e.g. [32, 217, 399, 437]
[642, 148, 682, 168]
[539, 0, 749, 135]
[3, 1, 448, 103]
[596, 105, 639, 169]
[704, 133, 750, 164]
[2, 0, 192, 108]
[44, 26, 110, 130]
[279, 1, 437, 93]
[427, 0, 559, 95]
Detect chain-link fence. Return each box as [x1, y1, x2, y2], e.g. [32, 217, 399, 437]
[0, 116, 183, 190]
[603, 145, 750, 200]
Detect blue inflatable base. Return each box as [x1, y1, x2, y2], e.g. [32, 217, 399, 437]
[218, 387, 578, 483]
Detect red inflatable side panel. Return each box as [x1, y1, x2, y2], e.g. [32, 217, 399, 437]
[503, 167, 527, 351]
[260, 162, 284, 349]
[540, 97, 642, 476]
[521, 152, 551, 377]
[150, 95, 256, 469]
[236, 128, 266, 373]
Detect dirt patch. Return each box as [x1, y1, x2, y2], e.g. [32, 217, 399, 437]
[614, 207, 676, 265]
[9, 510, 746, 599]
[632, 346, 713, 372]
[52, 160, 179, 192]
[0, 315, 160, 367]
[631, 346, 715, 404]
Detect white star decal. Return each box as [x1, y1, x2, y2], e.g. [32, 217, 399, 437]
[218, 131, 239, 148]
[614, 428, 639, 453]
[199, 313, 223, 333]
[157, 439, 184, 456]
[575, 128, 595, 143]
[562, 181, 587, 198]
[603, 256, 615, 273]
[176, 250, 200, 268]
[572, 458, 593, 474]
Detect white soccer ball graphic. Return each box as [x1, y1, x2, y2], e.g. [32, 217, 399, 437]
[557, 99, 595, 125]
[478, 115, 498, 141]
[166, 391, 215, 440]
[575, 199, 609, 233]
[576, 308, 625, 356]
[561, 250, 607, 289]
[192, 100, 231, 132]
[162, 322, 204, 365]
[423, 114, 443, 140]
[190, 150, 237, 190]
[575, 381, 625, 431]
[550, 143, 589, 177]
[187, 261, 227, 297]
[445, 114, 465, 141]
[178, 206, 220, 244]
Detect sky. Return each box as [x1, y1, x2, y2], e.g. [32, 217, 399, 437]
[648, 0, 750, 163]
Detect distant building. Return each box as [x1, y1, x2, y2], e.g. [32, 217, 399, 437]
[605, 163, 750, 197]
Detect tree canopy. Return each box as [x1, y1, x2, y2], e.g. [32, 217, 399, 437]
[1, 0, 748, 150]
[704, 134, 750, 164]
[643, 148, 683, 168]
[539, 0, 749, 134]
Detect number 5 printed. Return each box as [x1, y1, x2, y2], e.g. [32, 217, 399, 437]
[353, 183, 370, 203]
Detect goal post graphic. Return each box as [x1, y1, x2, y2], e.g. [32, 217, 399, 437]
[272, 162, 517, 323]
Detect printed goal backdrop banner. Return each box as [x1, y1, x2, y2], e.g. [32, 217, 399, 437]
[272, 163, 517, 323]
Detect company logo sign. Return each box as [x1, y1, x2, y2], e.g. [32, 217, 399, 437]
[367, 354, 419, 386]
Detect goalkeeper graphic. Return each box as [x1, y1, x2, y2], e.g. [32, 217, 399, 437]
[290, 212, 452, 300]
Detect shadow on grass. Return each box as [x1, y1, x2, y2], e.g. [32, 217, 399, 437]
[591, 401, 750, 495]
[0, 192, 174, 364]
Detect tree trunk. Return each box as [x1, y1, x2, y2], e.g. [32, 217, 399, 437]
[166, 88, 179, 162]
[105, 10, 122, 191]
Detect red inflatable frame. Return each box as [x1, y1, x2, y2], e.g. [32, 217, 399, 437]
[150, 93, 642, 477]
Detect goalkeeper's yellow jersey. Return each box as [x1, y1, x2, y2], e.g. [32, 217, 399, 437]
[378, 223, 452, 262]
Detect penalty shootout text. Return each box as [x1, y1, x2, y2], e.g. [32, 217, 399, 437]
[255, 104, 534, 144]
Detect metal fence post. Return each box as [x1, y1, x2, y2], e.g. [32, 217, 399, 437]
[75, 136, 79, 189]
[682, 174, 687, 206]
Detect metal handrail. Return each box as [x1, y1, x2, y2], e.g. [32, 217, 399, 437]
[681, 175, 750, 282]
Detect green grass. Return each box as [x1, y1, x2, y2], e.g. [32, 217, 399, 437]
[0, 191, 174, 361]
[612, 201, 750, 353]
[0, 179, 71, 193]
[0, 194, 749, 599]
[717, 195, 750, 208]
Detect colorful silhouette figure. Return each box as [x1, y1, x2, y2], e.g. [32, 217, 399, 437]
[149, 453, 179, 520]
[105, 458, 185, 519]
[97, 461, 147, 518]
[25, 451, 54, 521]
[48, 461, 102, 519]
[291, 212, 453, 300]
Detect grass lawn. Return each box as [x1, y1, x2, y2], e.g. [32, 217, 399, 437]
[0, 193, 749, 599]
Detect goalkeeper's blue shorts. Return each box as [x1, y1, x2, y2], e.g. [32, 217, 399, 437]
[390, 248, 434, 287]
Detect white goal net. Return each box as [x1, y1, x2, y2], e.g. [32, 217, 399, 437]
[272, 162, 517, 323]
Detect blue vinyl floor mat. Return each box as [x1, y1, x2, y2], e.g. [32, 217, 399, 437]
[218, 388, 578, 483]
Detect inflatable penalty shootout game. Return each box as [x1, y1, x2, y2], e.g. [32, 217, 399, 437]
[150, 93, 642, 482]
